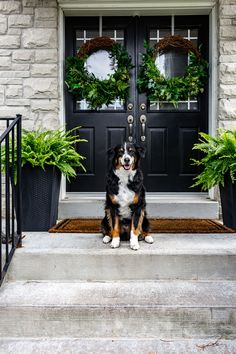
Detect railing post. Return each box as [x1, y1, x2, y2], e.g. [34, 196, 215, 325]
[5, 120, 10, 261]
[0, 115, 22, 286]
[16, 114, 22, 247]
[0, 144, 2, 282]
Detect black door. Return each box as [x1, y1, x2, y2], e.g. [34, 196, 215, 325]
[65, 16, 209, 192]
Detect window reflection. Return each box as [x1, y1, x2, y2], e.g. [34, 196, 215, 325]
[156, 49, 188, 78]
[86, 50, 116, 80]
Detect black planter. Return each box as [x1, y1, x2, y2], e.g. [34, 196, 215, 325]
[219, 173, 236, 231]
[18, 165, 61, 231]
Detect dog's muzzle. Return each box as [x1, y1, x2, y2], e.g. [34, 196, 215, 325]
[123, 157, 131, 170]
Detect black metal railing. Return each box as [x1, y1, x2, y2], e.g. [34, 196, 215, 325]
[0, 114, 22, 286]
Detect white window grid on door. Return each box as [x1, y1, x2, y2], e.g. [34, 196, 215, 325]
[150, 28, 198, 111]
[76, 29, 124, 44]
[76, 29, 125, 111]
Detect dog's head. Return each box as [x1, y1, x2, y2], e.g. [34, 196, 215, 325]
[108, 142, 145, 171]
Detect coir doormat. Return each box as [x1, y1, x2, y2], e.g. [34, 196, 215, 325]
[49, 218, 234, 234]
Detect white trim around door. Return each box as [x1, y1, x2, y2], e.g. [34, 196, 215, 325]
[58, 2, 218, 201]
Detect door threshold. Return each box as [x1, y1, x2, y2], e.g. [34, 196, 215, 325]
[59, 192, 218, 219]
[63, 192, 210, 201]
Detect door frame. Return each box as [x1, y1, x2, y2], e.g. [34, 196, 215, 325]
[58, 3, 218, 200]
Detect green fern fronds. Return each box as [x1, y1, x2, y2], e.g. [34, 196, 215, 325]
[2, 127, 87, 182]
[191, 129, 236, 190]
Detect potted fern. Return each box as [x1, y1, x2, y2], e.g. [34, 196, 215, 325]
[192, 129, 236, 231]
[13, 127, 86, 231]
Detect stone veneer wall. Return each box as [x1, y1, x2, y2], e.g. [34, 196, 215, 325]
[0, 0, 59, 130]
[218, 0, 236, 129]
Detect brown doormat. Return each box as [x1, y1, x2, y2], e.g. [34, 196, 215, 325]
[49, 218, 234, 234]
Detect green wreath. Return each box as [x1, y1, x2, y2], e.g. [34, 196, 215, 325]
[65, 36, 133, 110]
[137, 35, 208, 107]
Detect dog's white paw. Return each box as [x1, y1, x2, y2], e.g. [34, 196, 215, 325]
[111, 237, 120, 248]
[130, 233, 140, 250]
[130, 240, 140, 250]
[145, 235, 154, 244]
[103, 235, 112, 244]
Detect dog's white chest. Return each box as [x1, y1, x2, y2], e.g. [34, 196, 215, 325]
[115, 169, 135, 219]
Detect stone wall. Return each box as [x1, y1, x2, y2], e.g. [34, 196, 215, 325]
[218, 0, 236, 129]
[0, 0, 59, 130]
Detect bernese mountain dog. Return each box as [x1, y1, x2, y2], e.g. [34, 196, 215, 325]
[101, 142, 154, 250]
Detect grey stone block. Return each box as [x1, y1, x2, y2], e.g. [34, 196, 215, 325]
[22, 28, 57, 48]
[0, 1, 21, 15]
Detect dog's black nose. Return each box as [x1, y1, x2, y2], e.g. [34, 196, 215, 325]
[124, 157, 130, 164]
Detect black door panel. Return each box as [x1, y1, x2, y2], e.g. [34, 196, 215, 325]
[65, 16, 209, 192]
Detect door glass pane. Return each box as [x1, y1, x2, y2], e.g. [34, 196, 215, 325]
[75, 29, 125, 111]
[76, 29, 99, 51]
[148, 28, 199, 112]
[86, 50, 116, 80]
[156, 49, 188, 78]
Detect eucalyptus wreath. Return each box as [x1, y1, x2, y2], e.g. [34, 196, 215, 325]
[137, 35, 208, 107]
[65, 36, 133, 110]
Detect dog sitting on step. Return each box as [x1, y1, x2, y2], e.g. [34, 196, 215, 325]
[101, 142, 153, 250]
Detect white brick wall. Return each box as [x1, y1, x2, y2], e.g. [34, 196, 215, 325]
[0, 0, 59, 131]
[218, 0, 236, 127]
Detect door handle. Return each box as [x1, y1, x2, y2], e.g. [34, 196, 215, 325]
[127, 115, 134, 142]
[140, 114, 147, 142]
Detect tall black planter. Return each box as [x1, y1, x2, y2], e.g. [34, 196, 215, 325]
[18, 165, 61, 231]
[219, 173, 236, 232]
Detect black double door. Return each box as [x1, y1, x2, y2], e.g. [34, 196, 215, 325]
[65, 16, 208, 192]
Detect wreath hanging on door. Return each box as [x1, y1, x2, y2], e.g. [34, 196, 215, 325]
[137, 35, 208, 107]
[65, 36, 134, 110]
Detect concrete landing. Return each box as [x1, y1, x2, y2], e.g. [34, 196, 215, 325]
[0, 338, 235, 354]
[7, 232, 236, 281]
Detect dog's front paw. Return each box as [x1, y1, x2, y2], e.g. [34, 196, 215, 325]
[145, 235, 154, 244]
[130, 240, 140, 250]
[111, 237, 120, 248]
[130, 235, 140, 251]
[103, 235, 112, 244]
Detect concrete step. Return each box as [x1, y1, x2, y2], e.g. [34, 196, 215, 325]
[59, 193, 219, 219]
[7, 232, 236, 281]
[0, 338, 235, 354]
[0, 280, 236, 339]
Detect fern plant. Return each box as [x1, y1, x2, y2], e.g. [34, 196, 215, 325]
[191, 130, 236, 190]
[3, 127, 87, 181]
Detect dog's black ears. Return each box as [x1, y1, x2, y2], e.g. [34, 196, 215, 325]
[107, 147, 115, 159]
[135, 144, 146, 158]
